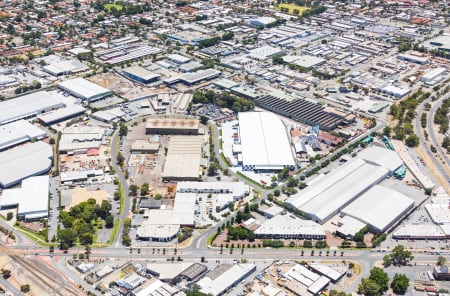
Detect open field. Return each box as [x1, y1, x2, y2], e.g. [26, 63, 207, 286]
[275, 4, 309, 15]
[103, 3, 123, 12]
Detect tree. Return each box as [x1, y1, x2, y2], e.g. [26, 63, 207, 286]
[119, 123, 128, 137]
[390, 245, 413, 266]
[79, 232, 93, 246]
[274, 189, 280, 197]
[105, 215, 114, 228]
[405, 134, 419, 147]
[20, 284, 30, 292]
[129, 184, 138, 196]
[369, 267, 389, 292]
[2, 269, 11, 279]
[49, 138, 56, 145]
[58, 228, 76, 250]
[140, 182, 149, 196]
[200, 115, 209, 125]
[358, 278, 381, 296]
[208, 163, 219, 176]
[302, 240, 312, 248]
[6, 212, 13, 221]
[437, 255, 447, 266]
[329, 290, 351, 296]
[390, 273, 409, 294]
[383, 254, 392, 267]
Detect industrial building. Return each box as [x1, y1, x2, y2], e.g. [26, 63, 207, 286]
[0, 141, 53, 188]
[249, 17, 276, 27]
[197, 263, 256, 296]
[167, 54, 191, 64]
[162, 136, 203, 181]
[341, 185, 415, 233]
[0, 91, 65, 125]
[58, 77, 111, 102]
[238, 112, 295, 171]
[421, 67, 447, 86]
[284, 55, 326, 69]
[176, 181, 249, 200]
[0, 175, 49, 221]
[254, 95, 344, 131]
[59, 126, 105, 154]
[146, 117, 199, 135]
[284, 264, 330, 296]
[92, 107, 126, 123]
[0, 120, 47, 151]
[286, 146, 403, 224]
[248, 46, 284, 60]
[42, 59, 89, 76]
[122, 66, 161, 84]
[133, 279, 180, 296]
[163, 69, 221, 86]
[37, 105, 86, 125]
[130, 140, 160, 154]
[254, 214, 326, 240]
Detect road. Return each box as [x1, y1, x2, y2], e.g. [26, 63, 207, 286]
[414, 87, 450, 193]
[110, 130, 130, 247]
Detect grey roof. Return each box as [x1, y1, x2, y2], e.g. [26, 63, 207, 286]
[0, 141, 53, 188]
[0, 91, 65, 125]
[58, 78, 111, 101]
[0, 120, 47, 150]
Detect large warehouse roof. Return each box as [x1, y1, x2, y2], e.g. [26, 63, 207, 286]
[255, 214, 325, 238]
[198, 264, 256, 296]
[59, 126, 104, 153]
[0, 120, 47, 150]
[357, 145, 403, 172]
[0, 175, 49, 220]
[0, 141, 53, 188]
[238, 112, 295, 170]
[162, 136, 202, 180]
[38, 105, 86, 125]
[0, 91, 64, 125]
[58, 78, 111, 102]
[342, 185, 414, 232]
[286, 158, 389, 224]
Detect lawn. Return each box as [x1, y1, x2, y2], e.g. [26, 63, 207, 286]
[275, 4, 309, 15]
[103, 3, 123, 12]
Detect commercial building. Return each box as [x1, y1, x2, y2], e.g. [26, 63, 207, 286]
[309, 264, 345, 283]
[284, 264, 330, 296]
[167, 54, 191, 64]
[0, 120, 47, 151]
[424, 35, 450, 52]
[133, 279, 179, 296]
[397, 53, 429, 64]
[341, 185, 415, 233]
[255, 95, 343, 131]
[197, 263, 256, 296]
[43, 59, 89, 76]
[176, 181, 249, 200]
[0, 91, 64, 125]
[254, 214, 325, 240]
[130, 140, 160, 154]
[0, 141, 53, 188]
[38, 105, 86, 125]
[285, 55, 326, 69]
[146, 117, 199, 135]
[162, 136, 203, 181]
[122, 66, 161, 84]
[433, 266, 450, 281]
[421, 67, 447, 86]
[286, 146, 403, 224]
[249, 17, 276, 27]
[59, 126, 105, 154]
[248, 46, 284, 60]
[58, 78, 111, 102]
[92, 108, 126, 123]
[0, 175, 49, 221]
[238, 112, 295, 171]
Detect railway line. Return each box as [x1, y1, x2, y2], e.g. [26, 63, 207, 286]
[0, 244, 82, 296]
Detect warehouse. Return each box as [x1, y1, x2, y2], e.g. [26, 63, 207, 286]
[58, 78, 111, 102]
[92, 108, 126, 123]
[286, 146, 403, 224]
[248, 46, 284, 60]
[176, 181, 249, 200]
[146, 117, 199, 135]
[286, 55, 326, 69]
[250, 17, 276, 27]
[255, 95, 343, 131]
[254, 214, 325, 240]
[179, 68, 221, 85]
[397, 53, 429, 64]
[59, 126, 104, 154]
[167, 54, 191, 64]
[0, 91, 65, 125]
[38, 105, 86, 125]
[286, 159, 389, 224]
[238, 112, 295, 171]
[43, 59, 89, 76]
[341, 185, 414, 233]
[162, 136, 203, 181]
[197, 263, 256, 296]
[421, 67, 447, 86]
[0, 120, 47, 151]
[130, 140, 160, 154]
[0, 175, 49, 221]
[122, 66, 161, 84]
[0, 141, 53, 188]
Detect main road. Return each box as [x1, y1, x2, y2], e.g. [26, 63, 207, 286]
[110, 130, 130, 247]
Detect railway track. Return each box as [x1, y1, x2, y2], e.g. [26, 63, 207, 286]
[0, 245, 82, 296]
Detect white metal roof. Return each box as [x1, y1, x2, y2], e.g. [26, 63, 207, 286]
[38, 105, 86, 124]
[309, 264, 343, 282]
[0, 120, 47, 150]
[123, 66, 160, 81]
[0, 141, 53, 188]
[238, 112, 295, 169]
[255, 214, 325, 237]
[357, 145, 403, 172]
[199, 264, 255, 296]
[59, 126, 104, 152]
[337, 215, 366, 237]
[0, 91, 64, 125]
[0, 175, 49, 218]
[342, 185, 414, 232]
[58, 77, 111, 101]
[426, 204, 450, 224]
[298, 162, 388, 223]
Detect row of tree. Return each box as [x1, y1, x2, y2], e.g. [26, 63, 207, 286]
[192, 90, 254, 113]
[358, 267, 409, 296]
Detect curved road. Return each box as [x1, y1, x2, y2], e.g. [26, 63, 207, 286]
[110, 131, 130, 247]
[427, 93, 450, 169]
